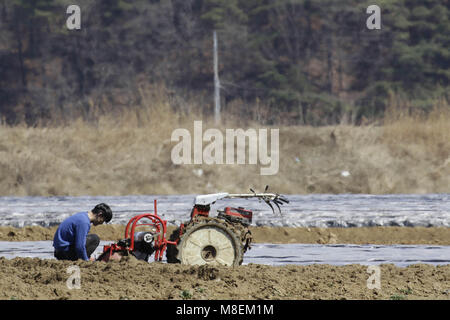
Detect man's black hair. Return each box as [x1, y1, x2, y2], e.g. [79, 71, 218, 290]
[92, 203, 112, 223]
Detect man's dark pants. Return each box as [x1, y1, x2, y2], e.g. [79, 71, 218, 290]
[54, 234, 100, 261]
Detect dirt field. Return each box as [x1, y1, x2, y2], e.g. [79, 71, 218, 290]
[1, 225, 449, 245]
[0, 225, 449, 300]
[0, 256, 448, 300]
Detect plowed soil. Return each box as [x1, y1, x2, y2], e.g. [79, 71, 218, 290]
[0, 256, 448, 300]
[1, 225, 449, 300]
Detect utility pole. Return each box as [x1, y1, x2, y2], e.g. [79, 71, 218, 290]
[213, 30, 221, 124]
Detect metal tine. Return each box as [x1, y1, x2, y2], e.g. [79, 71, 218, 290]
[264, 199, 275, 214]
[273, 201, 282, 214]
[264, 186, 283, 216]
[273, 199, 283, 205]
[278, 196, 290, 204]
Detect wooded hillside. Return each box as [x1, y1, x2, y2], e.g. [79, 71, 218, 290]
[0, 0, 449, 126]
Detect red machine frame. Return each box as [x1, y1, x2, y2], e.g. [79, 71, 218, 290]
[100, 200, 177, 261]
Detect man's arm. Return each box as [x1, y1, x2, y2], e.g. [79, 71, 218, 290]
[74, 222, 90, 261]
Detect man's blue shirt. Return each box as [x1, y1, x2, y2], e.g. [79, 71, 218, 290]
[53, 212, 91, 260]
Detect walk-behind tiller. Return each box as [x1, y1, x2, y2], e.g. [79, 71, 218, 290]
[97, 187, 289, 266]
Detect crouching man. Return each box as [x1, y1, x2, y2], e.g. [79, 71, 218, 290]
[53, 203, 113, 261]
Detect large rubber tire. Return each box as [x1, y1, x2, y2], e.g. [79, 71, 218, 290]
[176, 219, 244, 266]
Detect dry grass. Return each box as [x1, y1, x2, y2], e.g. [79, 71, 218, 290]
[383, 104, 450, 158]
[0, 90, 449, 196]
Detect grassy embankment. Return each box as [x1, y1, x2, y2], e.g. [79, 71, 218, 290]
[0, 94, 448, 196]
